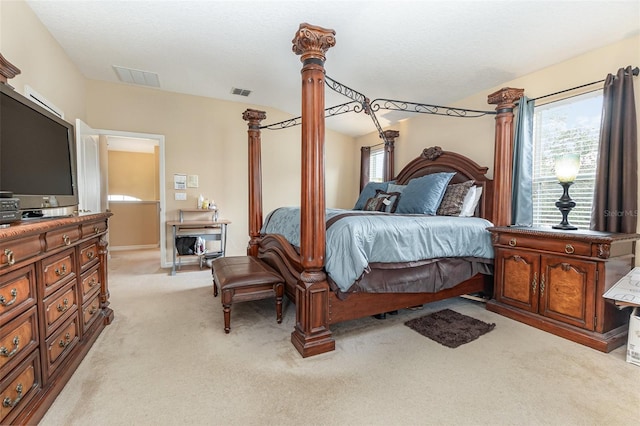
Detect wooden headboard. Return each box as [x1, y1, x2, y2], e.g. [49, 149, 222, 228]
[394, 146, 494, 221]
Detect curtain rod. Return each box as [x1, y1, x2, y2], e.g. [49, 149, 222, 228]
[363, 142, 385, 149]
[531, 66, 639, 102]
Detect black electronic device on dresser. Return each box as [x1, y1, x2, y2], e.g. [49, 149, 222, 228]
[0, 191, 20, 224]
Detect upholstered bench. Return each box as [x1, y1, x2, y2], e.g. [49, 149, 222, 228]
[211, 256, 284, 333]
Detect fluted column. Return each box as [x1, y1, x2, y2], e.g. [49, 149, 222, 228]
[382, 129, 399, 181]
[487, 87, 524, 226]
[291, 23, 336, 357]
[242, 109, 267, 256]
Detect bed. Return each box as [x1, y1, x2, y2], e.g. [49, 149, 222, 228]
[242, 23, 523, 357]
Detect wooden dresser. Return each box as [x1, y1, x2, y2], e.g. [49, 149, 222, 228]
[0, 213, 112, 425]
[487, 226, 638, 352]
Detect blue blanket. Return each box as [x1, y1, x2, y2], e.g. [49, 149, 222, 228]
[261, 207, 494, 292]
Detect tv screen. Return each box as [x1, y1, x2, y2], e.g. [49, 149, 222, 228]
[0, 83, 78, 213]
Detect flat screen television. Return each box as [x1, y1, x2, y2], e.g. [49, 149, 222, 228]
[0, 82, 78, 216]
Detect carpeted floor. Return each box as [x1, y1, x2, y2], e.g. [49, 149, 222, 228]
[39, 249, 640, 425]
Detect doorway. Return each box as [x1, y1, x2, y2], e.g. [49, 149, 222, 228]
[76, 121, 167, 265]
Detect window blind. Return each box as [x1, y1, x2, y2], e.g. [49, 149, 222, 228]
[532, 91, 603, 229]
[369, 147, 385, 183]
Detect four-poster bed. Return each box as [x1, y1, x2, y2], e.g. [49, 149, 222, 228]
[242, 23, 523, 357]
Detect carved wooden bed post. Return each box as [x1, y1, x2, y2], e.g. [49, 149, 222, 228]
[291, 23, 336, 357]
[243, 109, 267, 256]
[487, 87, 524, 226]
[382, 129, 399, 181]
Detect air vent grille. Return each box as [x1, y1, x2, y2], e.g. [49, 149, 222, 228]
[113, 65, 160, 88]
[231, 87, 252, 97]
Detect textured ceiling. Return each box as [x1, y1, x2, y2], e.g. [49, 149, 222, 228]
[25, 0, 640, 136]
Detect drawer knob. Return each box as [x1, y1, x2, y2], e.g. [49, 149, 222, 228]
[55, 264, 68, 276]
[94, 226, 100, 234]
[57, 298, 69, 313]
[89, 304, 98, 315]
[0, 336, 20, 358]
[508, 238, 517, 247]
[0, 288, 17, 307]
[2, 383, 23, 408]
[87, 251, 95, 260]
[63, 234, 71, 246]
[88, 277, 98, 288]
[565, 244, 575, 254]
[58, 332, 72, 348]
[4, 248, 15, 266]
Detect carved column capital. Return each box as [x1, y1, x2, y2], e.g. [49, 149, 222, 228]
[0, 53, 21, 84]
[292, 23, 336, 62]
[382, 130, 399, 145]
[487, 87, 524, 110]
[242, 109, 267, 127]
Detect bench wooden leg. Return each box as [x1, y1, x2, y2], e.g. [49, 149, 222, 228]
[275, 283, 283, 324]
[212, 270, 218, 297]
[222, 303, 231, 333]
[222, 289, 233, 333]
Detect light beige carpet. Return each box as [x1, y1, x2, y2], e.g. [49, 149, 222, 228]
[39, 249, 640, 426]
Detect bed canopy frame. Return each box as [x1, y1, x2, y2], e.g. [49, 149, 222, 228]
[242, 23, 523, 357]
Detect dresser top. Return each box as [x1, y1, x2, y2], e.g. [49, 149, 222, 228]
[487, 225, 640, 243]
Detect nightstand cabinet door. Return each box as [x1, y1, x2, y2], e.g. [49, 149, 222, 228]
[541, 255, 597, 330]
[495, 248, 539, 313]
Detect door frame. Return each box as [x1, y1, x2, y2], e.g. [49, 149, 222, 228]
[90, 128, 167, 267]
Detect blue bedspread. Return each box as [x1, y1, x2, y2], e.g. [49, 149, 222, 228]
[261, 207, 494, 292]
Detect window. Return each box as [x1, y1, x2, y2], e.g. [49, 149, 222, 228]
[369, 147, 385, 183]
[532, 91, 603, 228]
[107, 194, 142, 202]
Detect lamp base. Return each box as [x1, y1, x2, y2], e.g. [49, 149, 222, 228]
[554, 181, 578, 231]
[552, 223, 578, 231]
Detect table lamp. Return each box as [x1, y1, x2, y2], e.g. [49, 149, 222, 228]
[552, 153, 581, 230]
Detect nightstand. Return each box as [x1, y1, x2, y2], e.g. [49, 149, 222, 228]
[487, 226, 639, 352]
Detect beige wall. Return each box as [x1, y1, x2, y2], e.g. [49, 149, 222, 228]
[0, 0, 86, 122]
[85, 80, 357, 260]
[108, 151, 159, 201]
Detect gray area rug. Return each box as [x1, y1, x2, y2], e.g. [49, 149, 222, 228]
[405, 308, 496, 348]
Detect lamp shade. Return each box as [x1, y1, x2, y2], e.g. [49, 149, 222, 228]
[555, 154, 581, 183]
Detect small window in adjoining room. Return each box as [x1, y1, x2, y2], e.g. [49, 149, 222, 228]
[532, 90, 603, 229]
[369, 147, 385, 183]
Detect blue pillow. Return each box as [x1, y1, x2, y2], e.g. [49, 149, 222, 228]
[354, 181, 393, 210]
[395, 172, 455, 215]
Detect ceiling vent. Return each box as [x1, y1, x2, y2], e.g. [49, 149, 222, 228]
[113, 65, 160, 88]
[231, 87, 252, 97]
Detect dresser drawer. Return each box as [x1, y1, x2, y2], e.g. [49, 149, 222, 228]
[43, 283, 78, 337]
[0, 306, 38, 377]
[0, 306, 39, 380]
[41, 248, 76, 297]
[80, 266, 100, 302]
[0, 235, 42, 270]
[497, 233, 592, 256]
[0, 350, 41, 425]
[82, 292, 101, 333]
[79, 240, 99, 270]
[45, 226, 80, 252]
[81, 221, 107, 239]
[44, 316, 79, 378]
[0, 265, 36, 326]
